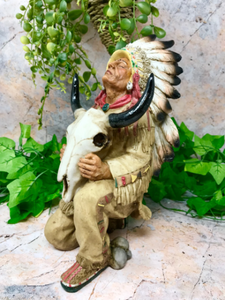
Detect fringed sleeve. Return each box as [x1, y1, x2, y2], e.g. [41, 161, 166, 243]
[105, 112, 155, 215]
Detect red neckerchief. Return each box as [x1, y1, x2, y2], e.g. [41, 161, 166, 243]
[94, 91, 132, 109]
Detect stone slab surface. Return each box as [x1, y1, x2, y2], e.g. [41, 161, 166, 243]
[0, 199, 225, 300]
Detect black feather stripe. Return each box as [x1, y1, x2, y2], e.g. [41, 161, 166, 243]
[160, 40, 174, 49]
[150, 102, 167, 123]
[171, 76, 181, 86]
[169, 51, 182, 62]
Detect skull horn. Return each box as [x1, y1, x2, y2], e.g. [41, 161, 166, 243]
[71, 74, 81, 112]
[108, 73, 155, 128]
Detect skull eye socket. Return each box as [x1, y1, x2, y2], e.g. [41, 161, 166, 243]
[93, 133, 108, 147]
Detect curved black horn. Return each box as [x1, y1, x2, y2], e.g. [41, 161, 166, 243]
[71, 74, 81, 112]
[108, 73, 155, 128]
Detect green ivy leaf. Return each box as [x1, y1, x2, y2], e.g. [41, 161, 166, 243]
[103, 5, 109, 17]
[27, 9, 33, 19]
[47, 27, 59, 38]
[119, 0, 133, 7]
[32, 31, 42, 43]
[44, 0, 58, 4]
[7, 172, 41, 208]
[212, 191, 225, 211]
[79, 25, 88, 34]
[30, 66, 38, 73]
[192, 179, 217, 199]
[68, 9, 83, 21]
[193, 134, 223, 156]
[7, 206, 31, 224]
[136, 2, 151, 15]
[20, 36, 30, 45]
[74, 58, 81, 64]
[66, 30, 72, 43]
[209, 162, 225, 185]
[211, 135, 224, 149]
[187, 197, 216, 217]
[45, 11, 54, 25]
[136, 14, 148, 23]
[184, 159, 212, 176]
[107, 7, 118, 17]
[84, 60, 92, 69]
[83, 71, 91, 82]
[120, 18, 131, 30]
[127, 18, 135, 34]
[6, 157, 33, 180]
[79, 86, 85, 93]
[151, 5, 159, 17]
[148, 178, 167, 202]
[180, 122, 194, 141]
[108, 45, 115, 55]
[0, 138, 16, 151]
[140, 25, 153, 36]
[69, 44, 75, 53]
[74, 34, 81, 43]
[23, 137, 44, 153]
[35, 1, 43, 8]
[0, 150, 15, 172]
[91, 82, 98, 91]
[16, 13, 23, 19]
[59, 0, 67, 12]
[154, 26, 166, 38]
[23, 22, 32, 32]
[84, 12, 90, 24]
[58, 52, 67, 63]
[115, 40, 127, 50]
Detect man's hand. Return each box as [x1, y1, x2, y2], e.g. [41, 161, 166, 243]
[78, 153, 112, 181]
[60, 144, 66, 161]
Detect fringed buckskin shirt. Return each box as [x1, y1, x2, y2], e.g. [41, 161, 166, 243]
[91, 100, 155, 220]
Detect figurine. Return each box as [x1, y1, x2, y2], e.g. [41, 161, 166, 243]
[44, 35, 182, 293]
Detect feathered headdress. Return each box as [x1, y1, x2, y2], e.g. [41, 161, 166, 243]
[109, 35, 183, 176]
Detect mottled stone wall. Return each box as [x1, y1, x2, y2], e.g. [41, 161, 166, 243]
[0, 0, 224, 144]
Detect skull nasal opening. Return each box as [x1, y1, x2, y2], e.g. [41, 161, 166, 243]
[93, 133, 108, 147]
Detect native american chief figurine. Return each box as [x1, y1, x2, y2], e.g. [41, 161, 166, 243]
[44, 35, 182, 292]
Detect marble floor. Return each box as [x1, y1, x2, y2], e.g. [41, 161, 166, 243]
[0, 199, 224, 300]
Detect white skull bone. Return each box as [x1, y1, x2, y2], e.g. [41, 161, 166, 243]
[57, 108, 110, 203]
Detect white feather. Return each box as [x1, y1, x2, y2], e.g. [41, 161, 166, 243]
[152, 144, 162, 175]
[150, 68, 181, 86]
[154, 77, 179, 98]
[132, 40, 174, 50]
[146, 50, 181, 63]
[152, 89, 172, 114]
[150, 102, 166, 124]
[154, 126, 174, 162]
[160, 116, 180, 147]
[150, 60, 182, 75]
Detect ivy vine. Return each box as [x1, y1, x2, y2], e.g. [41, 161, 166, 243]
[16, 0, 164, 128]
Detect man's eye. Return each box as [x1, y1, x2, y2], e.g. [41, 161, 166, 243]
[118, 65, 125, 68]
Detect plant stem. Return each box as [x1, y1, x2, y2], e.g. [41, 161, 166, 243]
[133, 0, 140, 38]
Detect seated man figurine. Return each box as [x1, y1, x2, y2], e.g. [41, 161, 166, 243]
[44, 36, 182, 293]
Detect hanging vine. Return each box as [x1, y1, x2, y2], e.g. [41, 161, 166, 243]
[16, 0, 164, 128]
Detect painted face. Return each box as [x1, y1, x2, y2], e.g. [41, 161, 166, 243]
[102, 57, 132, 93]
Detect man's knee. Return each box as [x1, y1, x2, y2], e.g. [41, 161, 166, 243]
[44, 208, 78, 251]
[74, 180, 114, 210]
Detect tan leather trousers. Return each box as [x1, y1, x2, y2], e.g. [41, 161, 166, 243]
[44, 179, 139, 269]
